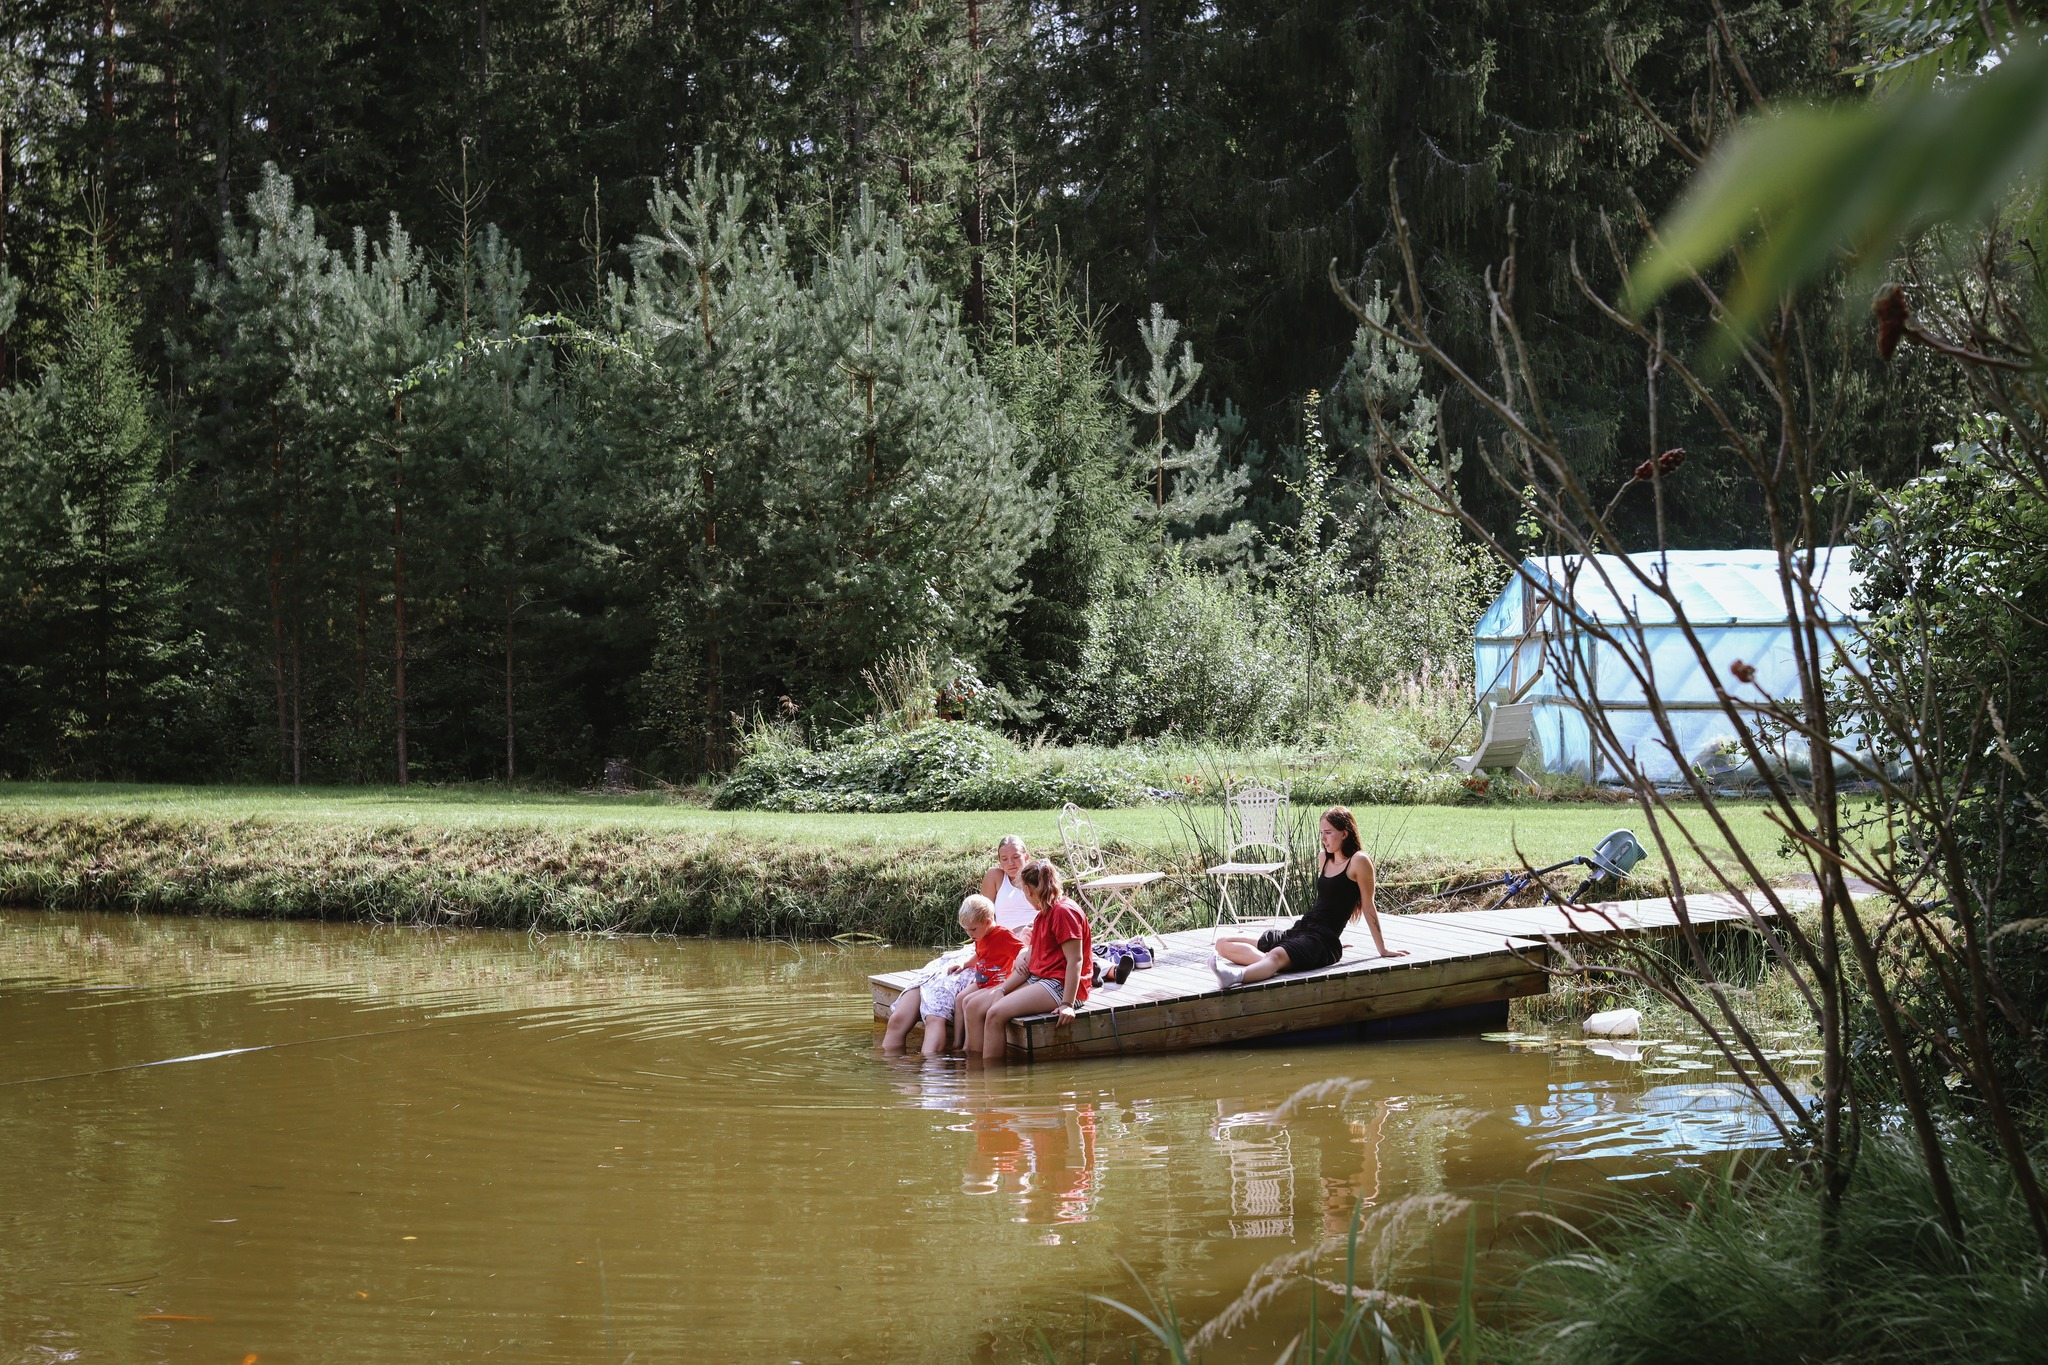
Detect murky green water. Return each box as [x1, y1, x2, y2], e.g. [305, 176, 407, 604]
[0, 912, 1782, 1363]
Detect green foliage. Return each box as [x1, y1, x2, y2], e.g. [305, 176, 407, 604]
[978, 235, 1148, 704]
[1495, 1137, 2048, 1365]
[1055, 554, 1310, 744]
[0, 235, 180, 776]
[622, 162, 1052, 764]
[1270, 391, 1355, 725]
[1630, 29, 2048, 335]
[714, 720, 1144, 813]
[1115, 303, 1252, 566]
[1848, 427, 2048, 1105]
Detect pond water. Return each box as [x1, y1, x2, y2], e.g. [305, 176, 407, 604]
[0, 912, 1785, 1363]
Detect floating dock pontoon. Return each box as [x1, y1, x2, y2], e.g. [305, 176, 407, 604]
[868, 894, 1798, 1062]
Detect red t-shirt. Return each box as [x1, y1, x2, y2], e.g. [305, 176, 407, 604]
[970, 926, 1023, 987]
[1025, 896, 1092, 1002]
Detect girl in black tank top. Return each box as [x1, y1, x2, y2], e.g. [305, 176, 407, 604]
[1211, 806, 1408, 989]
[1302, 858, 1362, 940]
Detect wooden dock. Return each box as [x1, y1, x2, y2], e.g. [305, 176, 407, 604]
[868, 892, 1800, 1062]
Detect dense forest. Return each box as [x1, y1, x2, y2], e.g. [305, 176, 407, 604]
[0, 1, 1947, 783]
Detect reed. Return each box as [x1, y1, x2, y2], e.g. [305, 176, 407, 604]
[1491, 1135, 2048, 1364]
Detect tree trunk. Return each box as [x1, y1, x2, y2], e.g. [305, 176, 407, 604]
[291, 619, 302, 785]
[702, 460, 720, 774]
[393, 400, 409, 787]
[290, 436, 303, 785]
[961, 0, 985, 324]
[504, 586, 516, 783]
[269, 408, 288, 780]
[1, 113, 9, 382]
[848, 0, 866, 158]
[101, 0, 117, 194]
[355, 584, 368, 784]
[212, 25, 231, 267]
[475, 1, 491, 164]
[1138, 0, 1159, 284]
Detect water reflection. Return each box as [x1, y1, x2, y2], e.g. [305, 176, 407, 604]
[0, 911, 1787, 1364]
[1516, 1077, 1794, 1166]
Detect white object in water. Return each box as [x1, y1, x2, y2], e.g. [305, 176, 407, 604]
[1582, 1008, 1642, 1038]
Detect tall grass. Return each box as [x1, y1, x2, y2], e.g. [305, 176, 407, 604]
[1072, 1134, 2048, 1364]
[1493, 1134, 2048, 1364]
[1054, 1081, 1496, 1365]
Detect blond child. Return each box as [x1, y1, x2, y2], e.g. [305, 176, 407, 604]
[882, 896, 1023, 1057]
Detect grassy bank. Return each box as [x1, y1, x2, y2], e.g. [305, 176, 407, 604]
[0, 783, 1809, 941]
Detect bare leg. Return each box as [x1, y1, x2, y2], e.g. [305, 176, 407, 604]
[882, 987, 922, 1052]
[1238, 947, 1291, 985]
[980, 984, 1056, 1060]
[957, 986, 994, 1052]
[921, 1012, 951, 1057]
[1215, 934, 1263, 967]
[1214, 944, 1291, 989]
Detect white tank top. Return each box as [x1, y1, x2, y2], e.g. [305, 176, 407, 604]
[993, 874, 1036, 937]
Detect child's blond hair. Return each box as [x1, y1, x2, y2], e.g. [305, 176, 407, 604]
[958, 894, 997, 927]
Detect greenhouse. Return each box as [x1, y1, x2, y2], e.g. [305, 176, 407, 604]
[1471, 548, 1866, 785]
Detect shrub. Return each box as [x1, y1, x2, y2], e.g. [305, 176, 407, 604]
[714, 719, 1150, 812]
[1053, 558, 1308, 743]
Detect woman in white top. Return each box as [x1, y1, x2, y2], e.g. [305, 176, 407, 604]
[954, 835, 1037, 1050]
[881, 835, 1037, 1052]
[980, 835, 1037, 938]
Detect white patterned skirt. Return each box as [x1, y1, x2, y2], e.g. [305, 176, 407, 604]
[917, 966, 986, 1022]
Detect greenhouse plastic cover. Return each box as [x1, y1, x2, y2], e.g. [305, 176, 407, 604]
[1471, 549, 1864, 784]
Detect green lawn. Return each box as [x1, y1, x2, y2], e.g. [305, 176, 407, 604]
[0, 781, 1805, 887]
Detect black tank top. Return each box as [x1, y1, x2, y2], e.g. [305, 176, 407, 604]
[1302, 858, 1360, 939]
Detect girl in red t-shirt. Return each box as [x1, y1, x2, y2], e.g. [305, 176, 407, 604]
[976, 860, 1092, 1060]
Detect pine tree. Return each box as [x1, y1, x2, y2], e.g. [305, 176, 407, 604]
[622, 162, 1051, 762]
[345, 211, 444, 786]
[442, 221, 579, 783]
[186, 164, 355, 782]
[1115, 303, 1250, 565]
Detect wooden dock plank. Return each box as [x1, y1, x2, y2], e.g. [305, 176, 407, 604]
[865, 890, 1795, 1057]
[1015, 951, 1551, 1058]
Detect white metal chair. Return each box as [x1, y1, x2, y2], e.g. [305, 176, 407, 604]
[1058, 802, 1168, 946]
[1454, 700, 1537, 783]
[1204, 778, 1290, 926]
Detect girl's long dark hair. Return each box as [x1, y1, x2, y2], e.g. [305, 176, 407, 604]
[1322, 806, 1362, 858]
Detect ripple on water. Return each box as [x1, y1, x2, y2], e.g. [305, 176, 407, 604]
[1516, 1076, 1790, 1165]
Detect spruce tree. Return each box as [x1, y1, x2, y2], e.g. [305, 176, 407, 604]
[978, 231, 1143, 704]
[0, 231, 175, 775]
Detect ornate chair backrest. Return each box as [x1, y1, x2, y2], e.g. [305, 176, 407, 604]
[1226, 779, 1291, 862]
[1059, 802, 1109, 881]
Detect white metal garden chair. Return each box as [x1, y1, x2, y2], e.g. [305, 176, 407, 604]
[1204, 778, 1291, 927]
[1058, 803, 1168, 947]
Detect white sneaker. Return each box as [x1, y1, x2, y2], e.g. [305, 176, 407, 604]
[1212, 959, 1245, 990]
